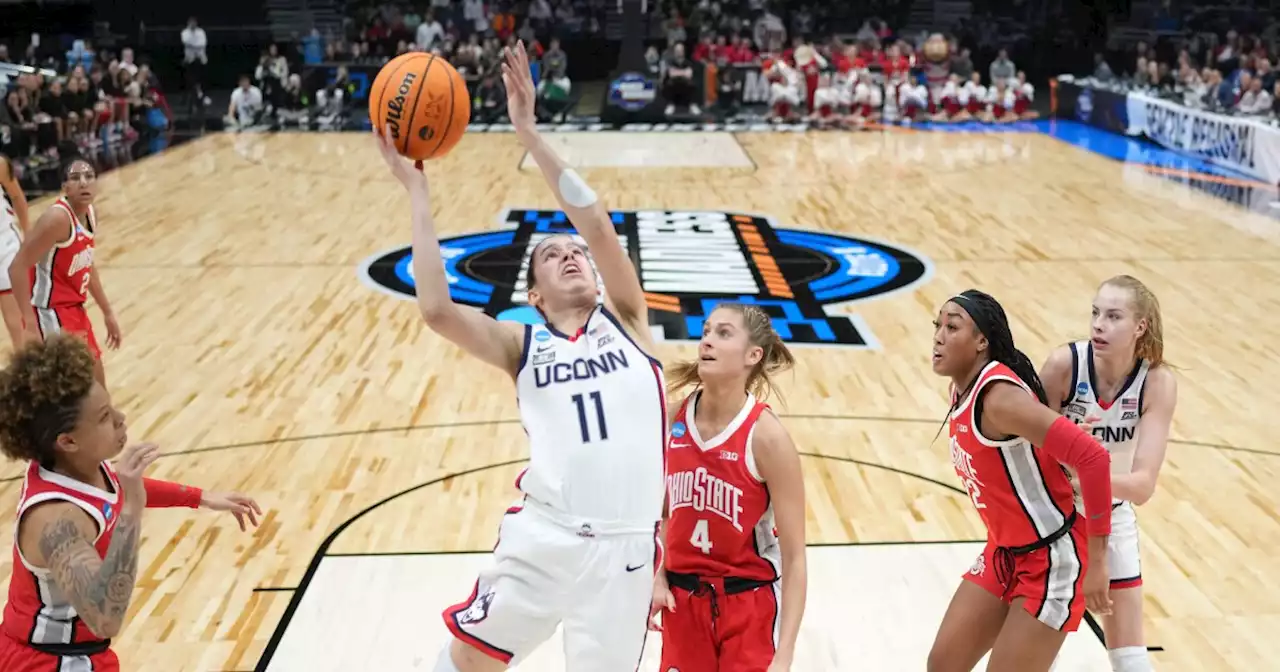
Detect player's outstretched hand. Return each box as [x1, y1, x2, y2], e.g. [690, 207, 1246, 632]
[501, 41, 537, 140]
[199, 492, 264, 532]
[374, 125, 427, 192]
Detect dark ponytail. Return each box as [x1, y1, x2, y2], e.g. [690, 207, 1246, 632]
[950, 289, 1048, 405]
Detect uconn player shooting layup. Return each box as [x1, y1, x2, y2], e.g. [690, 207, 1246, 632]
[928, 290, 1115, 672]
[1040, 276, 1177, 672]
[375, 43, 664, 672]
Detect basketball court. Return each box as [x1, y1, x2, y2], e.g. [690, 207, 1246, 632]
[0, 123, 1277, 671]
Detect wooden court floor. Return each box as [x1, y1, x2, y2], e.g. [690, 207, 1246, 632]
[0, 128, 1277, 671]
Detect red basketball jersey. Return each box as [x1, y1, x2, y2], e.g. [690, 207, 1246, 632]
[665, 392, 780, 582]
[2, 461, 123, 647]
[949, 362, 1078, 548]
[30, 198, 95, 309]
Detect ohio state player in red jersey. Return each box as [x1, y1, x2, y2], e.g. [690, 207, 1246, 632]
[7, 157, 119, 386]
[0, 336, 262, 671]
[927, 289, 1114, 672]
[650, 303, 807, 672]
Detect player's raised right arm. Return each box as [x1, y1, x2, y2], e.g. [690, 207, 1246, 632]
[375, 129, 523, 377]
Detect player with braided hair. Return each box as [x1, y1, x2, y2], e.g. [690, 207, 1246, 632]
[0, 336, 261, 671]
[927, 289, 1115, 672]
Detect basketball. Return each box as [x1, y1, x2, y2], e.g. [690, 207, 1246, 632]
[369, 52, 471, 161]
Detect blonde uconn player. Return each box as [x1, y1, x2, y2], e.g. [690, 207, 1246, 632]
[376, 42, 664, 672]
[1040, 276, 1177, 672]
[0, 154, 32, 346]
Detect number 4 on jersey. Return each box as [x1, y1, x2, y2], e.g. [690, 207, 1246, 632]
[690, 519, 713, 554]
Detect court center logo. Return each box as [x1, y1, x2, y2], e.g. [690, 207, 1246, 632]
[359, 209, 934, 348]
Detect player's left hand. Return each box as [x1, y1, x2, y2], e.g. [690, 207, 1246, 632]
[500, 41, 537, 138]
[102, 310, 122, 350]
[766, 658, 791, 672]
[200, 492, 264, 532]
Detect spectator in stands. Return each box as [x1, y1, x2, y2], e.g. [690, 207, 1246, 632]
[1238, 76, 1273, 115]
[493, 8, 516, 41]
[119, 48, 139, 77]
[662, 43, 698, 116]
[228, 74, 265, 128]
[276, 73, 307, 124]
[472, 71, 505, 123]
[1255, 58, 1275, 93]
[38, 79, 67, 144]
[989, 49, 1014, 84]
[418, 11, 445, 52]
[302, 28, 325, 65]
[754, 7, 786, 53]
[256, 44, 289, 110]
[1133, 57, 1150, 87]
[64, 75, 93, 138]
[5, 89, 34, 156]
[542, 38, 567, 82]
[181, 17, 209, 107]
[1093, 53, 1115, 82]
[463, 0, 487, 33]
[713, 57, 741, 118]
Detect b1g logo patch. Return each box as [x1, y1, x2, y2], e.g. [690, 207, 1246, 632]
[358, 209, 934, 348]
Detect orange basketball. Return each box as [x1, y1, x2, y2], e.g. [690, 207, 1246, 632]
[369, 52, 471, 161]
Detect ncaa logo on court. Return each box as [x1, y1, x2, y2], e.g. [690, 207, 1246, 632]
[358, 209, 934, 348]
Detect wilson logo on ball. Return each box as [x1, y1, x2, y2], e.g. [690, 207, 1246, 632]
[384, 71, 418, 140]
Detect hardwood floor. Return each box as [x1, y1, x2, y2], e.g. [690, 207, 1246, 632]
[0, 128, 1275, 670]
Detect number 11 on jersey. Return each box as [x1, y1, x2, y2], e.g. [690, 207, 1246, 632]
[571, 391, 608, 442]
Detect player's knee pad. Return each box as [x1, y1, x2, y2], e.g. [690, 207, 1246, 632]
[1108, 645, 1153, 672]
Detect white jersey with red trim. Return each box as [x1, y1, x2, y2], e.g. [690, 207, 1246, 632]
[514, 305, 666, 526]
[2, 461, 124, 649]
[1059, 340, 1150, 503]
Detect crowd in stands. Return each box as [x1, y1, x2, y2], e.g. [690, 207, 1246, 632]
[1087, 19, 1279, 120]
[0, 36, 169, 171]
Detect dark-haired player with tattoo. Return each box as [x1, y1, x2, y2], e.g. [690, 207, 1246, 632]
[0, 336, 263, 671]
[926, 289, 1115, 672]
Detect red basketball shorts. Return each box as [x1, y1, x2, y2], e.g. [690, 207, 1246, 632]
[963, 517, 1089, 632]
[660, 574, 780, 672]
[35, 304, 101, 359]
[0, 635, 119, 672]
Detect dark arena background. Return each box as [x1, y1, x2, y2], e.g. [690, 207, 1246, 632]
[1, 0, 1279, 670]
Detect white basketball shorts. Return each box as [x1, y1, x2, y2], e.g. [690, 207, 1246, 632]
[1107, 501, 1142, 589]
[442, 497, 658, 670]
[0, 218, 18, 293]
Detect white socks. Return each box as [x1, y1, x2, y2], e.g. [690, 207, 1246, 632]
[434, 645, 462, 672]
[1109, 646, 1153, 671]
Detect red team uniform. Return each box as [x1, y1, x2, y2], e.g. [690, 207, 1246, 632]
[662, 392, 781, 671]
[949, 362, 1089, 631]
[0, 461, 124, 671]
[30, 197, 99, 359]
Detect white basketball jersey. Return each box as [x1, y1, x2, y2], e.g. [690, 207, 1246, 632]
[1060, 340, 1150, 502]
[514, 306, 666, 525]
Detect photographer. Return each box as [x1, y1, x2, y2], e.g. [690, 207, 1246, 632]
[227, 74, 265, 129]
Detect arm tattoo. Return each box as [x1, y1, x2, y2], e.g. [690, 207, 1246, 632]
[38, 508, 142, 638]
